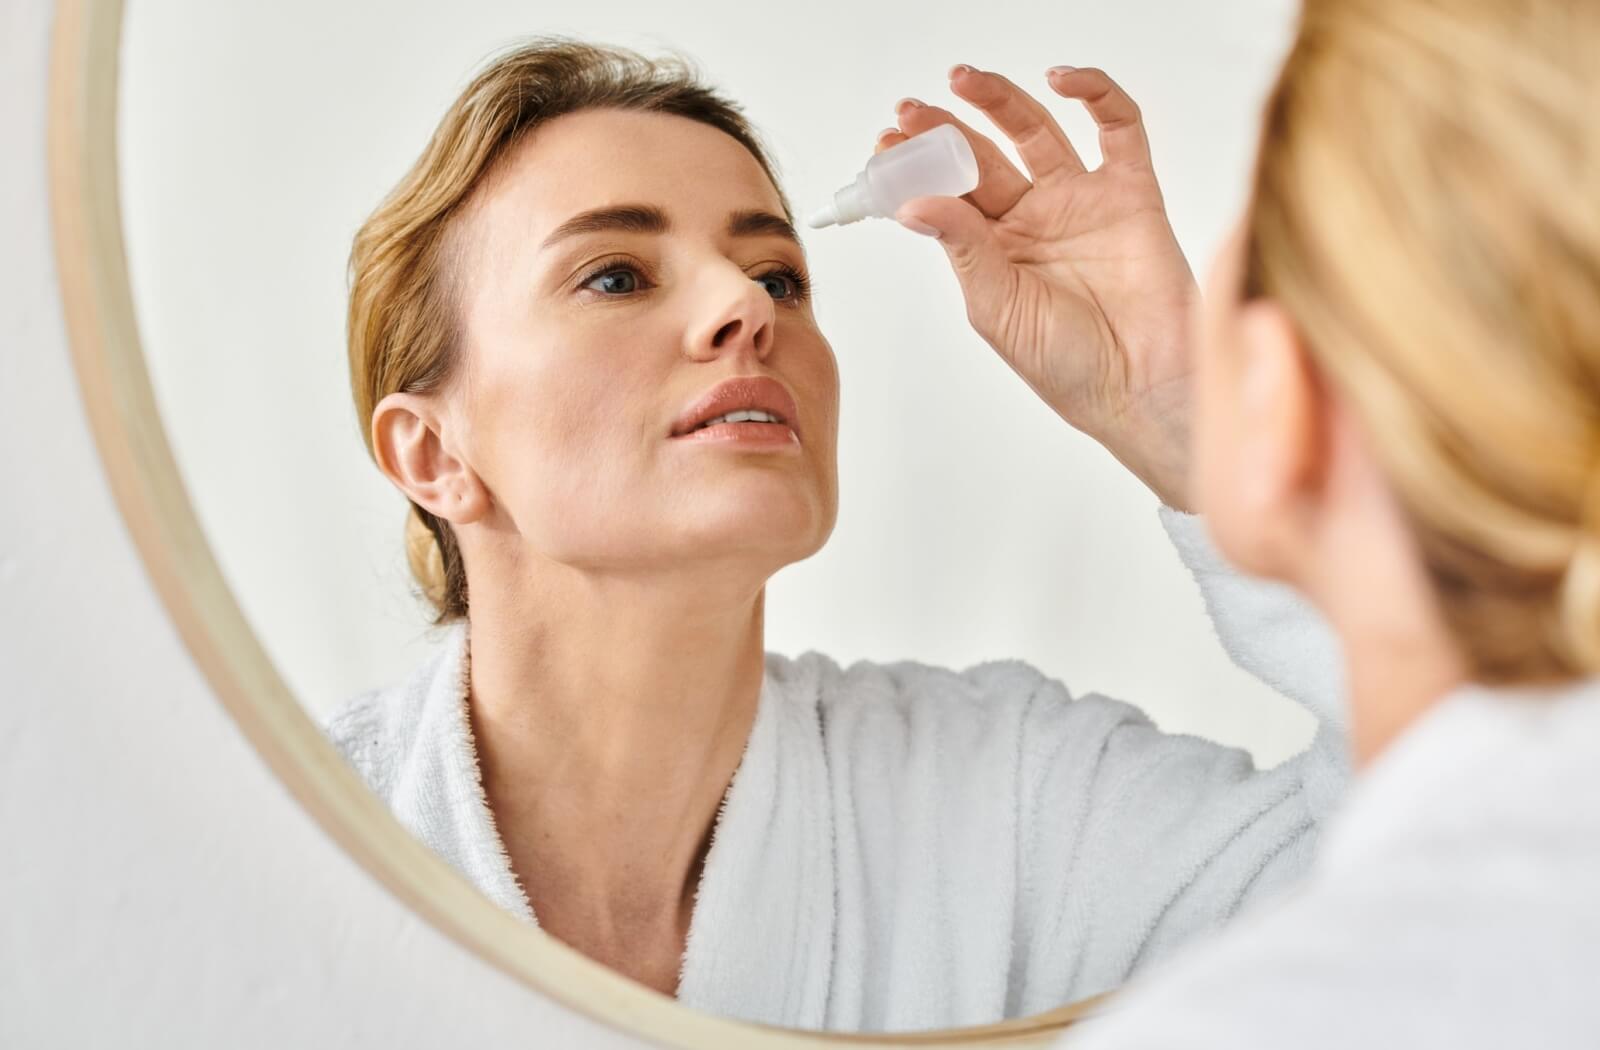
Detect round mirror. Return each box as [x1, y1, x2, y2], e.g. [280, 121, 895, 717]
[53, 0, 1332, 1044]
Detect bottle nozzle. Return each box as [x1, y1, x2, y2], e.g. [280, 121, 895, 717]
[806, 203, 840, 229]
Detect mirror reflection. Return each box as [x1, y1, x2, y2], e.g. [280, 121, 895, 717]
[121, 0, 1336, 1033]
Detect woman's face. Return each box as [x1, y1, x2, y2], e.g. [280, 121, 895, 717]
[444, 108, 840, 579]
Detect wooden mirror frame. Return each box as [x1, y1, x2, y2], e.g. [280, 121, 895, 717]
[45, 0, 1110, 1043]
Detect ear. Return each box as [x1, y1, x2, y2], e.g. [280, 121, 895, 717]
[371, 392, 490, 526]
[1224, 298, 1328, 577]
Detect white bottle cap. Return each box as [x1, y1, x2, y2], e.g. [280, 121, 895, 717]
[809, 177, 873, 229]
[807, 203, 840, 229]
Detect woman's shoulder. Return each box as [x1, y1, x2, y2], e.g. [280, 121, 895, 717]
[319, 637, 459, 798]
[321, 686, 390, 761]
[319, 685, 408, 800]
[763, 649, 1155, 757]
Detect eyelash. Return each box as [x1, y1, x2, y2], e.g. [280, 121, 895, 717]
[575, 258, 814, 304]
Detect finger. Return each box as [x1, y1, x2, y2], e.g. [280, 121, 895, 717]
[874, 127, 908, 154]
[1045, 66, 1153, 171]
[893, 195, 1012, 322]
[948, 64, 1086, 181]
[894, 99, 1031, 217]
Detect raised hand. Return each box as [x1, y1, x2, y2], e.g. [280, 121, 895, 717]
[877, 64, 1200, 510]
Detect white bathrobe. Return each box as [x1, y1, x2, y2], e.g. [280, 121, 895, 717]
[1053, 674, 1600, 1050]
[323, 508, 1349, 1032]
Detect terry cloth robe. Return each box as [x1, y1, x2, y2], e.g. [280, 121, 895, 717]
[323, 507, 1349, 1032]
[1055, 675, 1600, 1050]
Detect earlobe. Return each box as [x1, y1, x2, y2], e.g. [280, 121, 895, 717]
[372, 392, 485, 525]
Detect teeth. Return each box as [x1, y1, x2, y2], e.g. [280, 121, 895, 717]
[698, 409, 782, 429]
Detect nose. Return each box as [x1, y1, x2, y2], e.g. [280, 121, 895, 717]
[685, 263, 775, 363]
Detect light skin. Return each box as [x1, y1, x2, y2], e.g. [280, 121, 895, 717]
[878, 64, 1201, 511]
[373, 107, 840, 995]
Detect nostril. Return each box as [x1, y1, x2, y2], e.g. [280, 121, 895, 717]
[711, 318, 742, 347]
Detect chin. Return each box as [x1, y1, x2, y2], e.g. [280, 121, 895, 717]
[683, 489, 826, 557]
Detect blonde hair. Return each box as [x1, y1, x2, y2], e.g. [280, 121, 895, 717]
[1244, 0, 1600, 681]
[346, 38, 791, 624]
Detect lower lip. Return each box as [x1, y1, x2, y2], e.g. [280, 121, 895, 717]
[670, 421, 801, 449]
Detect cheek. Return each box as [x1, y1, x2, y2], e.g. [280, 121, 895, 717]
[475, 348, 653, 509]
[812, 350, 841, 439]
[801, 341, 843, 482]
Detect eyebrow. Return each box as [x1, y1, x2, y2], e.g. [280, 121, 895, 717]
[538, 203, 801, 250]
[726, 209, 801, 244]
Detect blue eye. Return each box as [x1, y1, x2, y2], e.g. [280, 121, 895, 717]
[757, 272, 794, 300]
[577, 260, 812, 303]
[584, 267, 640, 295]
[757, 265, 812, 303]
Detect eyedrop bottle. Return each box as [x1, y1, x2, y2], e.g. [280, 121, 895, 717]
[807, 123, 980, 229]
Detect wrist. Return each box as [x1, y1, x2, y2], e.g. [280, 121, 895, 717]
[1085, 397, 1194, 513]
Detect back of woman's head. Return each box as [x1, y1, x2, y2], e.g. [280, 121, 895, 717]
[347, 38, 789, 625]
[1245, 0, 1600, 682]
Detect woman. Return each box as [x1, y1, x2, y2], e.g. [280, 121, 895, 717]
[325, 39, 1344, 1031]
[1052, 1, 1600, 1045]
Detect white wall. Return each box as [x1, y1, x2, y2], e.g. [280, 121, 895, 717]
[0, 2, 642, 1045]
[118, 0, 1315, 763]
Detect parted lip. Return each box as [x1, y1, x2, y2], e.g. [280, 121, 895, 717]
[669, 376, 801, 439]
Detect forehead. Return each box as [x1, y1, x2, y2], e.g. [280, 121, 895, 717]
[479, 107, 785, 235]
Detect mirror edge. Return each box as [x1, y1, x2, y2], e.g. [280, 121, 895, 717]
[43, 0, 1110, 1043]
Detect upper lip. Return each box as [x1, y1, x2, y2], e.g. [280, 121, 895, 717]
[670, 376, 801, 439]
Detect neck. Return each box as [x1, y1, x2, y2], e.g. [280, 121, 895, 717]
[464, 556, 768, 930]
[1304, 514, 1469, 768]
[1337, 613, 1468, 767]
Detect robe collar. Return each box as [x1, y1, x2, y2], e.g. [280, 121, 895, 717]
[388, 621, 836, 1028]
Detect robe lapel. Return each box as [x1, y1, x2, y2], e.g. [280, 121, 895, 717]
[390, 621, 537, 924]
[390, 628, 834, 1025]
[675, 654, 836, 1028]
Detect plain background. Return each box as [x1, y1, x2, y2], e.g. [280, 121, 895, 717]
[119, 0, 1320, 765]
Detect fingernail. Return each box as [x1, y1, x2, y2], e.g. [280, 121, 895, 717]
[949, 64, 977, 79]
[877, 127, 900, 141]
[1049, 65, 1078, 76]
[900, 216, 942, 239]
[895, 97, 924, 112]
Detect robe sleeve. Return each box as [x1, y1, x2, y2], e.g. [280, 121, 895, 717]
[1009, 506, 1351, 1012]
[1154, 505, 1347, 742]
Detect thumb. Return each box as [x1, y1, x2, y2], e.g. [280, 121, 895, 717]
[895, 195, 1010, 307]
